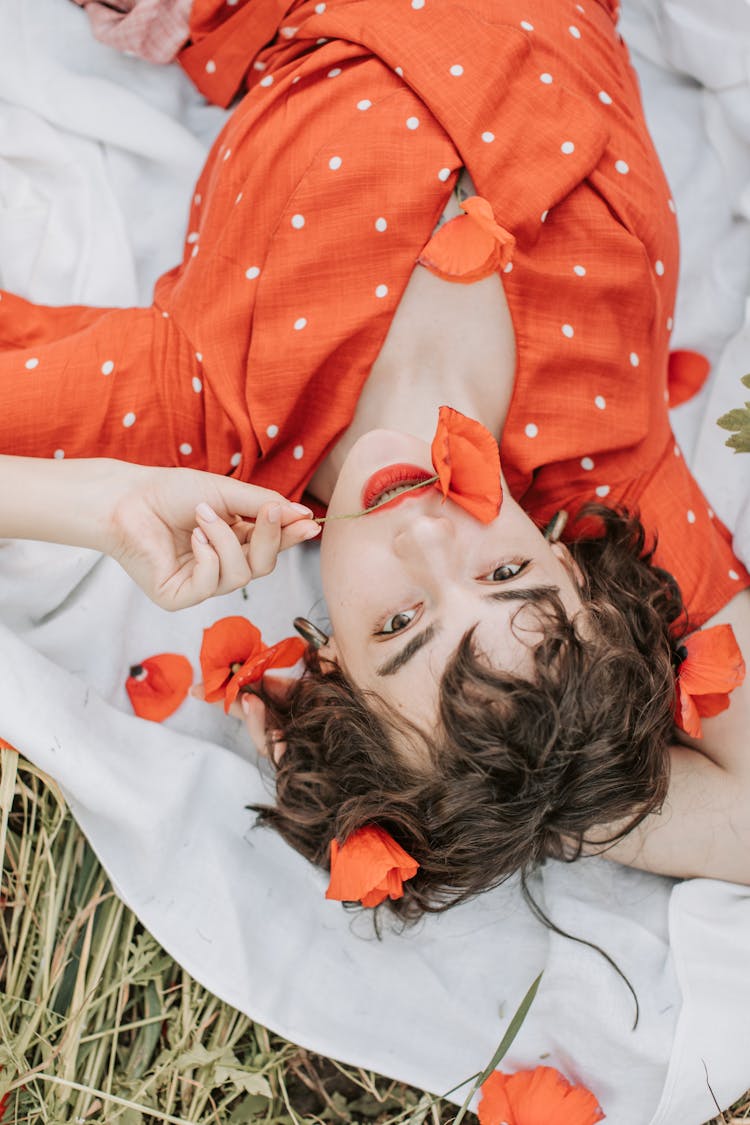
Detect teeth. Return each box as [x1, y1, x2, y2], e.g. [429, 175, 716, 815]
[373, 481, 422, 505]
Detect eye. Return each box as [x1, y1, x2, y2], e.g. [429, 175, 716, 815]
[483, 560, 530, 582]
[376, 608, 418, 636]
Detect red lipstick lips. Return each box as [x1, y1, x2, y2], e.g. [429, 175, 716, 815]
[361, 463, 435, 512]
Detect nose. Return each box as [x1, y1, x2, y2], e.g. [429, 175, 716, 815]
[392, 511, 455, 562]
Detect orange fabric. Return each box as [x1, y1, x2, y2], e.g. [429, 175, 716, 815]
[326, 825, 420, 908]
[675, 624, 746, 738]
[125, 654, 193, 722]
[1, 0, 749, 628]
[478, 1067, 604, 1125]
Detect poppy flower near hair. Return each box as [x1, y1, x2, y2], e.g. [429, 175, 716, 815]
[326, 825, 419, 908]
[674, 623, 745, 739]
[200, 615, 305, 713]
[223, 635, 306, 712]
[477, 1066, 604, 1125]
[125, 654, 193, 723]
[431, 406, 503, 523]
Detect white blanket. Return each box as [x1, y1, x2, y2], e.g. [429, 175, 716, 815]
[1, 2, 750, 1122]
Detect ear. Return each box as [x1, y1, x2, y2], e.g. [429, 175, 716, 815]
[550, 540, 585, 590]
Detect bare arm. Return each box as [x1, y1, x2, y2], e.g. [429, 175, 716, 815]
[588, 587, 750, 882]
[0, 455, 320, 610]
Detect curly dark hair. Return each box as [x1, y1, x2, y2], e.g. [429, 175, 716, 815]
[253, 507, 688, 921]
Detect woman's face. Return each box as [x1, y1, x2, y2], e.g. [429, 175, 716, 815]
[319, 430, 584, 731]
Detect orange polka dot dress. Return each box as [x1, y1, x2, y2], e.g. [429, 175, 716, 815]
[1, 0, 748, 625]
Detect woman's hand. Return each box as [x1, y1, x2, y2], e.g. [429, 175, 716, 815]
[0, 455, 320, 611]
[104, 464, 320, 610]
[192, 680, 288, 763]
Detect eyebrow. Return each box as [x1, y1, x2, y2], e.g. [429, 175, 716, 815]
[374, 586, 559, 678]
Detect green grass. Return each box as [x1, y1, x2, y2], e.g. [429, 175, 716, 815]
[0, 747, 745, 1124]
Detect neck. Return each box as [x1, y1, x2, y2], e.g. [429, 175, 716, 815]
[308, 264, 516, 504]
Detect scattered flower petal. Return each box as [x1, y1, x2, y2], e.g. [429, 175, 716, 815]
[478, 1066, 604, 1125]
[126, 654, 193, 723]
[418, 195, 515, 282]
[667, 350, 710, 408]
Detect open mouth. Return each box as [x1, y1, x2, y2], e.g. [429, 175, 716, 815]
[361, 463, 435, 512]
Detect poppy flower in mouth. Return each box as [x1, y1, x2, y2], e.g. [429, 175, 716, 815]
[674, 623, 745, 738]
[359, 409, 503, 523]
[126, 654, 193, 722]
[477, 1066, 604, 1125]
[430, 406, 503, 523]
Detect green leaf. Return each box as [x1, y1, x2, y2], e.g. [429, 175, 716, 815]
[717, 407, 750, 432]
[214, 1066, 272, 1099]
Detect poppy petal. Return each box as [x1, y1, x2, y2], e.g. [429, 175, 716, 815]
[667, 350, 711, 408]
[200, 616, 263, 702]
[694, 692, 733, 720]
[126, 654, 193, 723]
[418, 196, 515, 283]
[479, 1068, 604, 1125]
[326, 825, 419, 906]
[675, 682, 703, 739]
[679, 625, 745, 697]
[224, 636, 306, 711]
[431, 406, 503, 523]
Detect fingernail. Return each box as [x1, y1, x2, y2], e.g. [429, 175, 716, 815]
[193, 526, 209, 545]
[267, 504, 281, 524]
[303, 524, 321, 539]
[241, 695, 251, 714]
[291, 502, 313, 516]
[196, 502, 217, 522]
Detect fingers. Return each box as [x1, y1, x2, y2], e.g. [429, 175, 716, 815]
[240, 693, 287, 763]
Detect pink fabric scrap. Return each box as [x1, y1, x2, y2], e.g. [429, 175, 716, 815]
[70, 0, 193, 64]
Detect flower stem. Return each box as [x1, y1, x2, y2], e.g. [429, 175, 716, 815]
[311, 476, 439, 523]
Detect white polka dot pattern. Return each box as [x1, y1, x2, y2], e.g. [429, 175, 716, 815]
[375, 217, 388, 232]
[687, 510, 696, 524]
[293, 445, 304, 460]
[406, 117, 420, 130]
[123, 412, 136, 428]
[615, 159, 629, 174]
[375, 285, 388, 298]
[54, 449, 65, 460]
[291, 214, 305, 229]
[329, 156, 342, 170]
[101, 361, 114, 375]
[595, 485, 610, 498]
[561, 141, 575, 155]
[525, 423, 538, 438]
[25, 358, 39, 370]
[192, 377, 203, 394]
[230, 452, 242, 467]
[294, 317, 307, 330]
[562, 324, 574, 338]
[246, 267, 260, 279]
[540, 73, 553, 84]
[594, 395, 606, 410]
[581, 456, 594, 471]
[481, 131, 495, 143]
[267, 424, 279, 438]
[180, 443, 192, 455]
[449, 64, 464, 76]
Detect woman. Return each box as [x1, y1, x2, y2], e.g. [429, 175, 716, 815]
[2, 0, 749, 911]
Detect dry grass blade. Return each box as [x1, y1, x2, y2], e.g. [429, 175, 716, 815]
[0, 755, 466, 1124]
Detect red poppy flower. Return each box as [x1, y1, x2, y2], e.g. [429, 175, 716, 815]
[223, 635, 306, 712]
[478, 1067, 604, 1125]
[125, 654, 193, 723]
[199, 616, 263, 702]
[667, 350, 711, 408]
[675, 623, 746, 738]
[419, 195, 516, 283]
[326, 825, 419, 908]
[431, 406, 503, 523]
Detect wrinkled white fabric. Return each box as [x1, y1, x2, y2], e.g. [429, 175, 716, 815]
[1, 2, 750, 1123]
